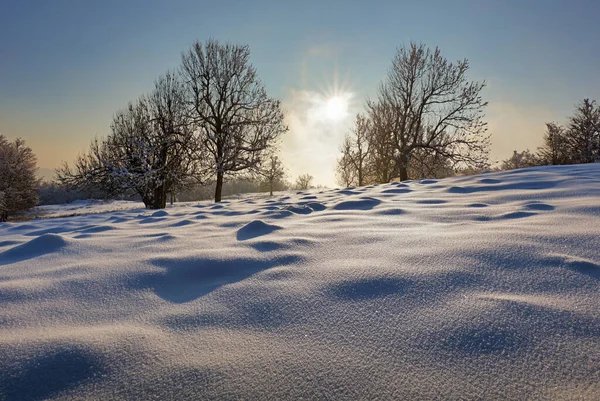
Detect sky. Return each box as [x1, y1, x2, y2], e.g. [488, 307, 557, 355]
[1, 0, 599, 186]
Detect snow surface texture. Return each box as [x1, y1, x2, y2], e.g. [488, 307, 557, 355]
[1, 164, 600, 400]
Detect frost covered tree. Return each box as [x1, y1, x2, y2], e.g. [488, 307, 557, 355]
[537, 101, 600, 166]
[181, 39, 288, 202]
[259, 154, 285, 196]
[0, 135, 39, 221]
[537, 123, 572, 165]
[58, 73, 202, 209]
[371, 43, 490, 181]
[566, 99, 600, 164]
[295, 174, 313, 190]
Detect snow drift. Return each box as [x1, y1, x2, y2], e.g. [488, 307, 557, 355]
[1, 164, 599, 399]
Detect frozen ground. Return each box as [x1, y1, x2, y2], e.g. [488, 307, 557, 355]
[1, 164, 599, 400]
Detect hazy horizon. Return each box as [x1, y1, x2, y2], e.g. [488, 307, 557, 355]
[2, 0, 599, 187]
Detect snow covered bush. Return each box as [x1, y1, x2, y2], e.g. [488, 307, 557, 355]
[0, 135, 39, 221]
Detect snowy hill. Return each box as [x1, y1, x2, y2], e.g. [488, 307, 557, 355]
[1, 164, 599, 400]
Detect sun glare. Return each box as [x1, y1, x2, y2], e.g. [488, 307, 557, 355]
[309, 92, 352, 123]
[303, 70, 354, 125]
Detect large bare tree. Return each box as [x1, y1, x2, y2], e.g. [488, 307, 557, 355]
[181, 39, 288, 202]
[374, 43, 489, 181]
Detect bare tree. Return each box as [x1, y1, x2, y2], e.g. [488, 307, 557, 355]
[373, 43, 489, 181]
[181, 39, 288, 202]
[338, 114, 371, 186]
[58, 73, 202, 209]
[295, 174, 313, 190]
[335, 146, 357, 187]
[0, 135, 39, 221]
[259, 154, 286, 196]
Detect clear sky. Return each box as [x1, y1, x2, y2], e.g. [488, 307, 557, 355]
[1, 0, 599, 186]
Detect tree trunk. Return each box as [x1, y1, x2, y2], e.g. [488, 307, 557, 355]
[269, 179, 273, 196]
[144, 186, 167, 209]
[214, 171, 224, 202]
[398, 152, 409, 181]
[399, 166, 408, 181]
[160, 188, 167, 209]
[142, 195, 152, 209]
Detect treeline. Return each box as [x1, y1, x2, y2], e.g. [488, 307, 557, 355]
[3, 40, 598, 219]
[57, 39, 288, 209]
[500, 99, 600, 170]
[38, 173, 290, 206]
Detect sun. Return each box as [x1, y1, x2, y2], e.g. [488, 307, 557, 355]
[324, 96, 348, 121]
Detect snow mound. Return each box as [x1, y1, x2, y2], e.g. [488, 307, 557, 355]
[333, 197, 381, 210]
[1, 233, 69, 264]
[236, 220, 282, 240]
[151, 210, 169, 217]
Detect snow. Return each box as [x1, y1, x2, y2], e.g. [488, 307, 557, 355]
[1, 164, 600, 399]
[32, 199, 147, 218]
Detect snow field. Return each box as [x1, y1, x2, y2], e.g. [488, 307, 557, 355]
[1, 164, 600, 399]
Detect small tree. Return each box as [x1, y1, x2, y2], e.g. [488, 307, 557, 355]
[295, 174, 313, 190]
[500, 150, 539, 170]
[0, 135, 39, 221]
[259, 154, 286, 196]
[373, 43, 489, 181]
[181, 39, 288, 202]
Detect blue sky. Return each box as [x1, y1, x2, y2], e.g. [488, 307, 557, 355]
[1, 0, 599, 185]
